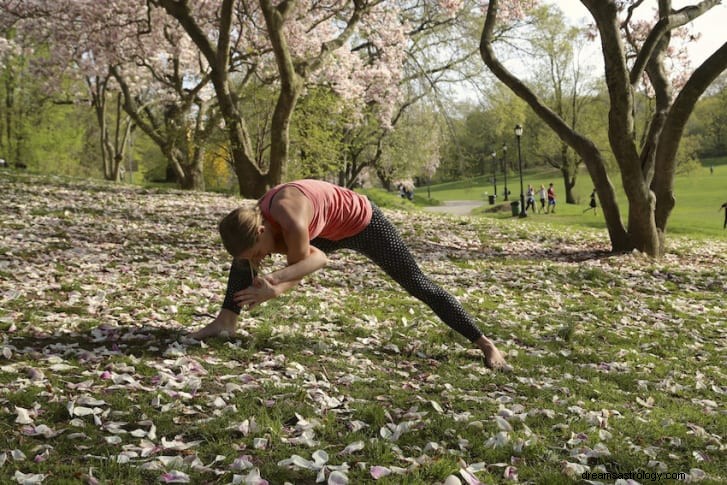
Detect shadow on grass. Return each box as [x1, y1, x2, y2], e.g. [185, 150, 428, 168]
[4, 324, 199, 360]
[413, 239, 616, 264]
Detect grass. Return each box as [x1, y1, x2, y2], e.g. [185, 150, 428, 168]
[424, 157, 727, 239]
[0, 170, 725, 484]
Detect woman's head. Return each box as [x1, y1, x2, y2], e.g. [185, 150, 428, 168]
[219, 206, 263, 258]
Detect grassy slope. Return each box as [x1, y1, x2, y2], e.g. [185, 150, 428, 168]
[424, 158, 727, 239]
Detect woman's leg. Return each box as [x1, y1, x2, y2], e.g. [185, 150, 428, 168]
[340, 207, 481, 341]
[221, 259, 256, 314]
[337, 206, 506, 368]
[191, 259, 255, 339]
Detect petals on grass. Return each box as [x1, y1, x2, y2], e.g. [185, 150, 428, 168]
[160, 470, 190, 483]
[370, 466, 391, 479]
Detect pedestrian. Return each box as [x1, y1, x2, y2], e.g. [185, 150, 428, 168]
[720, 201, 727, 229]
[537, 184, 546, 213]
[583, 189, 597, 215]
[192, 179, 508, 370]
[525, 184, 536, 213]
[546, 183, 556, 213]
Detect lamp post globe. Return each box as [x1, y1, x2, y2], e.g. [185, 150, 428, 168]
[514, 124, 527, 218]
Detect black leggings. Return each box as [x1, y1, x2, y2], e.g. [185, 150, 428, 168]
[222, 205, 484, 342]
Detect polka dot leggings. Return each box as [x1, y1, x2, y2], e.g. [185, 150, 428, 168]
[221, 204, 484, 342]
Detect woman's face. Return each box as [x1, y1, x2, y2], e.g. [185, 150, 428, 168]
[238, 224, 275, 266]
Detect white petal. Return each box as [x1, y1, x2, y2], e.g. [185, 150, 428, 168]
[13, 470, 46, 484]
[14, 407, 33, 425]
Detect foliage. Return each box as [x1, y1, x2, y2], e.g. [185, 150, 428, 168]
[288, 88, 350, 181]
[686, 73, 727, 157]
[1, 172, 725, 484]
[204, 146, 237, 194]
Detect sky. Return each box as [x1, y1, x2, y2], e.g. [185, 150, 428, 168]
[553, 0, 727, 65]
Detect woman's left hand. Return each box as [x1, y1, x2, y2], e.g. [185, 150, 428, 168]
[234, 276, 277, 309]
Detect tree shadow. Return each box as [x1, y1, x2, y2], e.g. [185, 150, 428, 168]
[411, 239, 616, 264]
[3, 323, 209, 361]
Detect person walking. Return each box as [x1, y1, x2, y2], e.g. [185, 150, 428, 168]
[720, 201, 727, 229]
[546, 183, 556, 214]
[525, 184, 536, 214]
[583, 189, 597, 215]
[192, 179, 508, 370]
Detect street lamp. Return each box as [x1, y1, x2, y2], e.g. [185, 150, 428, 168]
[514, 124, 527, 218]
[501, 143, 509, 201]
[491, 151, 498, 199]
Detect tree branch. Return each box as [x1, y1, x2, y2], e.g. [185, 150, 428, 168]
[629, 0, 721, 85]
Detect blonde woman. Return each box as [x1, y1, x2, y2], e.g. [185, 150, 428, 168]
[193, 179, 508, 370]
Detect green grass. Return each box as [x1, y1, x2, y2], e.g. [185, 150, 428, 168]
[0, 171, 725, 484]
[426, 157, 727, 238]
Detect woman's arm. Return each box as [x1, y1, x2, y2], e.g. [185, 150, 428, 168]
[266, 245, 328, 285]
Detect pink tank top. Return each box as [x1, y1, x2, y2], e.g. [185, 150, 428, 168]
[259, 180, 372, 241]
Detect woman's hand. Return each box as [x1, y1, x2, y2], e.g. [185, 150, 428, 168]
[234, 275, 277, 309]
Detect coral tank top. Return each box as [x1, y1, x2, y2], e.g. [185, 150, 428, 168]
[258, 180, 372, 241]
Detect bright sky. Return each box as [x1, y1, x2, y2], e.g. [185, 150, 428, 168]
[553, 0, 727, 65]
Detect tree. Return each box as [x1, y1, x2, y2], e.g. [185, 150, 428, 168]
[0, 0, 217, 188]
[481, 0, 727, 256]
[525, 4, 600, 204]
[149, 0, 406, 197]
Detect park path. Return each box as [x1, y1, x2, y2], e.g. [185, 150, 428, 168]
[424, 200, 483, 216]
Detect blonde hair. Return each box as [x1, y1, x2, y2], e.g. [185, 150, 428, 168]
[218, 205, 262, 258]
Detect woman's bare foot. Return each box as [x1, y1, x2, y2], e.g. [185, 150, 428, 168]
[190, 310, 238, 340]
[475, 336, 510, 371]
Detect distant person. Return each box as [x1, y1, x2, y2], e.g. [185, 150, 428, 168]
[583, 189, 597, 215]
[546, 183, 556, 213]
[0, 158, 6, 168]
[192, 179, 508, 369]
[721, 201, 727, 229]
[525, 184, 536, 213]
[537, 184, 546, 213]
[710, 165, 714, 175]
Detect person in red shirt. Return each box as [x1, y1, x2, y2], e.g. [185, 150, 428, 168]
[192, 179, 507, 370]
[546, 183, 556, 214]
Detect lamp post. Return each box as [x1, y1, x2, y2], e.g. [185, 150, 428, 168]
[515, 124, 527, 218]
[501, 143, 509, 201]
[491, 151, 497, 199]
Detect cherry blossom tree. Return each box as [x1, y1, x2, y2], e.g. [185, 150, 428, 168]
[0, 0, 216, 188]
[481, 0, 727, 257]
[147, 0, 408, 197]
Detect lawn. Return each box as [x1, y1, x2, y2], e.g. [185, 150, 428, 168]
[0, 171, 725, 484]
[423, 158, 727, 239]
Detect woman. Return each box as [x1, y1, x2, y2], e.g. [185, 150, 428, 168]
[192, 179, 507, 370]
[525, 184, 536, 214]
[583, 189, 597, 215]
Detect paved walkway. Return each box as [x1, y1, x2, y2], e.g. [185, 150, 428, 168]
[423, 200, 483, 216]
